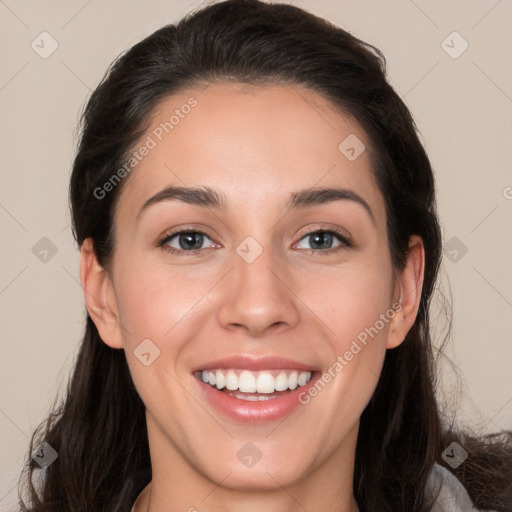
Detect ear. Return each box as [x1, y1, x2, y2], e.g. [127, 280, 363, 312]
[386, 235, 425, 349]
[80, 238, 124, 349]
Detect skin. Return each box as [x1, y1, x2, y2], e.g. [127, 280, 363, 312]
[81, 82, 424, 512]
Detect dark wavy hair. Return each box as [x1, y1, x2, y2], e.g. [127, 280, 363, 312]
[18, 1, 512, 510]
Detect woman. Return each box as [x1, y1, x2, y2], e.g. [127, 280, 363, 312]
[19, 1, 511, 511]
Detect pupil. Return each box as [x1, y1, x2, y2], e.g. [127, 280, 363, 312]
[311, 232, 332, 250]
[180, 233, 203, 250]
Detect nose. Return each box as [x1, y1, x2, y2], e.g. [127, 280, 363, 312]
[216, 245, 300, 337]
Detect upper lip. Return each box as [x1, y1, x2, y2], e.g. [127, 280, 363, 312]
[191, 355, 319, 373]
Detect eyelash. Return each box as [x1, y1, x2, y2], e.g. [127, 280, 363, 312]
[156, 227, 352, 257]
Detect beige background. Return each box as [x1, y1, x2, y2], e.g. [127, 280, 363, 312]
[1, 0, 511, 508]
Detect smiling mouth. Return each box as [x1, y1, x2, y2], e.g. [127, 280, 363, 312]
[195, 368, 313, 401]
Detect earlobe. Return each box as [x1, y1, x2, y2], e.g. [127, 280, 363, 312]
[80, 238, 124, 349]
[386, 235, 425, 349]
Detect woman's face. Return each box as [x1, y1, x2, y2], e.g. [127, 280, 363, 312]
[83, 82, 422, 498]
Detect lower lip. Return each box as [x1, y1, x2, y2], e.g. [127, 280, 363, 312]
[195, 373, 319, 424]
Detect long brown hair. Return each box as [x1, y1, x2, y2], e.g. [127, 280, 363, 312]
[18, 1, 512, 510]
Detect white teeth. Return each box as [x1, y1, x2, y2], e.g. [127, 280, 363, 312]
[274, 372, 288, 392]
[298, 371, 308, 387]
[225, 370, 238, 391]
[256, 372, 275, 394]
[215, 370, 226, 390]
[238, 370, 257, 393]
[288, 371, 298, 390]
[199, 369, 312, 394]
[232, 392, 275, 401]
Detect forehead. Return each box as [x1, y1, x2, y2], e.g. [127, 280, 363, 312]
[115, 82, 385, 226]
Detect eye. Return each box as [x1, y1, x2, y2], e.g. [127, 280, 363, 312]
[158, 229, 217, 255]
[295, 229, 351, 252]
[157, 227, 351, 256]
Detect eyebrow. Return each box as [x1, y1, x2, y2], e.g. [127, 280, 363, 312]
[287, 187, 375, 224]
[136, 185, 375, 224]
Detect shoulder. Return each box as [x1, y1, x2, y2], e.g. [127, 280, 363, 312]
[427, 463, 498, 512]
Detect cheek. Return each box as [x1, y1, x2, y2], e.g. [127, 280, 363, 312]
[300, 256, 394, 343]
[113, 259, 216, 342]
[296, 254, 394, 409]
[114, 262, 207, 422]
[299, 266, 393, 437]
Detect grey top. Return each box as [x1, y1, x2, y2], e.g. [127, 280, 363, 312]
[427, 463, 496, 512]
